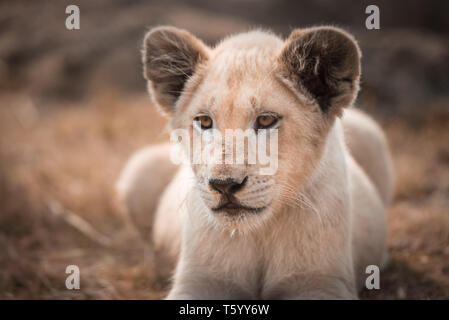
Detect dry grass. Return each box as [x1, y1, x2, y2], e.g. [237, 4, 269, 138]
[362, 114, 449, 299]
[0, 89, 448, 299]
[0, 90, 168, 299]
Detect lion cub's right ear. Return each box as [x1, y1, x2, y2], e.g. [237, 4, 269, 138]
[142, 26, 210, 115]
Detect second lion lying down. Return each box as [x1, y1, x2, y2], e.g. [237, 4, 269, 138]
[117, 26, 394, 299]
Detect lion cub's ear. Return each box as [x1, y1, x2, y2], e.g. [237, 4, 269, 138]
[143, 26, 210, 115]
[278, 26, 361, 116]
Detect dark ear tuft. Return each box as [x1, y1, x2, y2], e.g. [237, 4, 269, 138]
[143, 26, 209, 115]
[278, 27, 361, 115]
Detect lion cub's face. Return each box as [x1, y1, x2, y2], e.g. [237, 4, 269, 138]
[143, 27, 361, 229]
[172, 52, 323, 228]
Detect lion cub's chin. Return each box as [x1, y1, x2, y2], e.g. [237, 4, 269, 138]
[207, 205, 274, 233]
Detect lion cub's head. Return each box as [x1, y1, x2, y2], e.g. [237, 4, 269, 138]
[143, 26, 360, 229]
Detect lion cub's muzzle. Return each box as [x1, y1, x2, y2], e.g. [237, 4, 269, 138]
[209, 176, 267, 214]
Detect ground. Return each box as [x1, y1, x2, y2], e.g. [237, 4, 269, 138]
[1, 89, 448, 299]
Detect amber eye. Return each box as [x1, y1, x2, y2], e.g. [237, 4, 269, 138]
[255, 114, 279, 130]
[194, 115, 213, 130]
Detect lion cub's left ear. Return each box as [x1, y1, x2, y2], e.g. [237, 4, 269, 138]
[277, 27, 361, 116]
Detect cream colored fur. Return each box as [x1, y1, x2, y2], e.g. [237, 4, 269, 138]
[117, 27, 394, 299]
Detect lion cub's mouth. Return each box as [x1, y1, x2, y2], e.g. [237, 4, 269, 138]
[211, 201, 267, 215]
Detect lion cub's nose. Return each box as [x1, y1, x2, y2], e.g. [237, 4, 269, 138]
[209, 176, 248, 196]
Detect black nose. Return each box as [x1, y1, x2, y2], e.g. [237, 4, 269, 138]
[209, 176, 248, 195]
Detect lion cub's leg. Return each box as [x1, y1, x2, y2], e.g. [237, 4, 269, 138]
[116, 143, 178, 241]
[342, 109, 394, 289]
[348, 156, 387, 290]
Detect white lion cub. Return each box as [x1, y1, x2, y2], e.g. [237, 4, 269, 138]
[117, 26, 394, 299]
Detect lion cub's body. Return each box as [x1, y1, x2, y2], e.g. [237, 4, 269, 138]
[117, 28, 394, 299]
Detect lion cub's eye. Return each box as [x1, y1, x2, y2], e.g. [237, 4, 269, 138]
[194, 115, 213, 130]
[255, 114, 279, 130]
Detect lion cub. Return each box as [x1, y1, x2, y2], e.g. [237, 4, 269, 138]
[117, 26, 394, 299]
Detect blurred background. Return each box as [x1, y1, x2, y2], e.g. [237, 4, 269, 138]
[0, 0, 448, 299]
